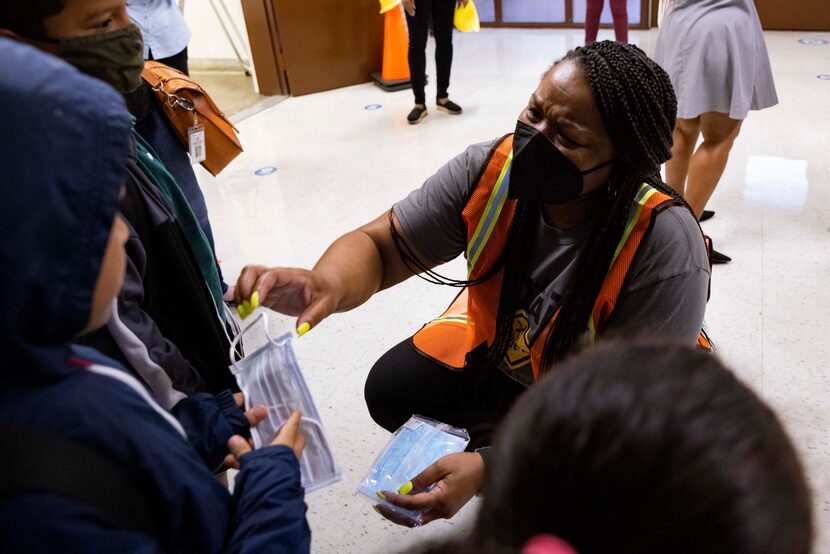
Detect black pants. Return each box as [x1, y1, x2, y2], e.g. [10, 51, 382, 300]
[149, 47, 189, 76]
[405, 0, 455, 105]
[364, 338, 527, 450]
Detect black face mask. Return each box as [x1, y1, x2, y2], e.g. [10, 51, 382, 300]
[508, 120, 614, 204]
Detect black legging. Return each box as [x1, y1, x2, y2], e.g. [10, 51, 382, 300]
[364, 337, 527, 450]
[149, 47, 189, 76]
[405, 0, 455, 105]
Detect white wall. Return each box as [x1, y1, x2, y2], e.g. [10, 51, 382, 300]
[183, 0, 251, 62]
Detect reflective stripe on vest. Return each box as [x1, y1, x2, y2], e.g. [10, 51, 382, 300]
[467, 151, 513, 277]
[586, 182, 660, 341]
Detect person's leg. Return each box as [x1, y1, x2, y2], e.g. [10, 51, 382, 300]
[585, 0, 604, 44]
[665, 117, 701, 196]
[683, 112, 743, 218]
[405, 1, 431, 107]
[432, 0, 455, 103]
[364, 338, 526, 448]
[154, 47, 189, 76]
[609, 0, 628, 43]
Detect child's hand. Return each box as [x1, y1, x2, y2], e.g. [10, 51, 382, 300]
[225, 435, 254, 470]
[223, 410, 306, 469]
[272, 410, 305, 460]
[233, 392, 268, 431]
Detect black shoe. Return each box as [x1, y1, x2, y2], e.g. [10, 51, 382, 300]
[712, 249, 731, 264]
[436, 99, 463, 114]
[700, 209, 715, 222]
[407, 105, 428, 124]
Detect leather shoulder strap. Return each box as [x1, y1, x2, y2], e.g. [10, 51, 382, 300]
[141, 61, 163, 88]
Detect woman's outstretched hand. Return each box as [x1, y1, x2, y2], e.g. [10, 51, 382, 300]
[235, 265, 340, 334]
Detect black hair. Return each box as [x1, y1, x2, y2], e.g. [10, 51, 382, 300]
[468, 343, 813, 554]
[535, 41, 689, 369]
[393, 41, 698, 375]
[0, 0, 66, 39]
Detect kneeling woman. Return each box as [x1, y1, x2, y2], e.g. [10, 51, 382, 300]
[236, 41, 710, 523]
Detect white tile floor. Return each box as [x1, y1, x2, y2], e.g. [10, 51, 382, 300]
[198, 28, 830, 552]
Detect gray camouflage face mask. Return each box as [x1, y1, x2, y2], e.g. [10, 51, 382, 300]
[59, 25, 145, 93]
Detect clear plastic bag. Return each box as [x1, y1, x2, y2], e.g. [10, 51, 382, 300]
[358, 415, 470, 525]
[230, 313, 341, 492]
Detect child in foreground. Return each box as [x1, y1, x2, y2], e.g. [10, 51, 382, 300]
[0, 40, 309, 553]
[403, 342, 813, 553]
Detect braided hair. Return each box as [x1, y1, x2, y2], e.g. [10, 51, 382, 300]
[534, 40, 695, 370]
[394, 41, 698, 374]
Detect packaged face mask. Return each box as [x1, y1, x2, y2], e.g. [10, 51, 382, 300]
[230, 314, 341, 492]
[358, 415, 470, 525]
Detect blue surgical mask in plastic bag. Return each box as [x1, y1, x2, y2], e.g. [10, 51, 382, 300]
[358, 415, 470, 525]
[230, 313, 341, 492]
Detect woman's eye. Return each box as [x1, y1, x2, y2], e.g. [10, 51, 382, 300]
[526, 107, 541, 121]
[99, 18, 113, 29]
[559, 133, 580, 147]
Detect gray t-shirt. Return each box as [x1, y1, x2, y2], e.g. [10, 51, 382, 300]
[394, 140, 710, 386]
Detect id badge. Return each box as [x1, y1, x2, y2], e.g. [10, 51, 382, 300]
[188, 123, 206, 163]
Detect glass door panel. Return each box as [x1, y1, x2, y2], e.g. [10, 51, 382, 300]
[501, 0, 566, 23]
[476, 0, 497, 22]
[569, 0, 641, 25]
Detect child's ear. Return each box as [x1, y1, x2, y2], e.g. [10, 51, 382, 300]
[0, 28, 20, 41]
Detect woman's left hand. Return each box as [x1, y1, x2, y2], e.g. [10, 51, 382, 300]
[375, 452, 485, 527]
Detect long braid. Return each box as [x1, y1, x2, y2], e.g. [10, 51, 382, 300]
[488, 199, 537, 364]
[540, 41, 695, 371]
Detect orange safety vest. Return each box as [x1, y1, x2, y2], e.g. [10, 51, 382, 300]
[412, 135, 695, 382]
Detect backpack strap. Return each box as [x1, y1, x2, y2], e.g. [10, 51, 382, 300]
[0, 424, 160, 540]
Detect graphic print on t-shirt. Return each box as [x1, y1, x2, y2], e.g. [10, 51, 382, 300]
[499, 277, 569, 387]
[504, 310, 531, 370]
[497, 222, 587, 387]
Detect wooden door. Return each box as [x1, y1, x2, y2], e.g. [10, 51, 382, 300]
[271, 0, 384, 96]
[242, 0, 383, 97]
[241, 0, 289, 96]
[754, 0, 830, 31]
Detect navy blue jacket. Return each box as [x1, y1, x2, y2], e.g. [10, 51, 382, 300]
[0, 40, 310, 553]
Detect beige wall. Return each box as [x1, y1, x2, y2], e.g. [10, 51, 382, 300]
[183, 0, 251, 62]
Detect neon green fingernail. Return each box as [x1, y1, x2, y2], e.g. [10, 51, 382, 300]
[398, 481, 413, 495]
[251, 291, 260, 308]
[376, 491, 386, 501]
[372, 505, 381, 514]
[297, 322, 311, 336]
[237, 301, 254, 320]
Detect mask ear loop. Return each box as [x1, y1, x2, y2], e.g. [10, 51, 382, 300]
[224, 302, 242, 337]
[580, 157, 615, 175]
[229, 311, 275, 370]
[222, 302, 243, 360]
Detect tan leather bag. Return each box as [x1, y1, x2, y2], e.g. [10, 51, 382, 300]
[142, 61, 242, 176]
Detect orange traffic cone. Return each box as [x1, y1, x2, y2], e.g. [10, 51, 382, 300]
[373, 6, 411, 91]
